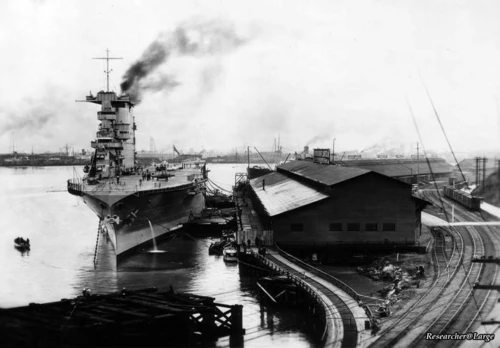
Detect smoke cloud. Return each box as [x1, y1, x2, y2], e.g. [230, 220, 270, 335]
[0, 90, 94, 153]
[1, 97, 57, 133]
[121, 19, 249, 102]
[305, 133, 333, 146]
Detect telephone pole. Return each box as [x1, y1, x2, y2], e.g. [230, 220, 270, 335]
[416, 142, 420, 186]
[332, 138, 336, 163]
[475, 157, 480, 187]
[482, 157, 487, 193]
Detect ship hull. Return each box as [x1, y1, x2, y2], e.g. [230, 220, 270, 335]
[81, 187, 205, 255]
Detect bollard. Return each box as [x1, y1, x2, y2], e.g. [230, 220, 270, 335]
[230, 304, 244, 336]
[201, 308, 216, 343]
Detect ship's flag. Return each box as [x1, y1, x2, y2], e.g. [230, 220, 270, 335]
[173, 145, 180, 156]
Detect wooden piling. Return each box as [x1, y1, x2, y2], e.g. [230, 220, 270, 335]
[230, 304, 244, 336]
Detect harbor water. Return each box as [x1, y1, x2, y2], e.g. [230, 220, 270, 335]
[0, 164, 316, 347]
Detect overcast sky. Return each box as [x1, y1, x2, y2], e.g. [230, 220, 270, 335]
[1, 0, 500, 157]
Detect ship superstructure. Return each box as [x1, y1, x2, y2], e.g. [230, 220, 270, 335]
[68, 54, 206, 256]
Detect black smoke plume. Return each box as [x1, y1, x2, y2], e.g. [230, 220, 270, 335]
[120, 40, 170, 101]
[305, 133, 332, 146]
[121, 19, 248, 103]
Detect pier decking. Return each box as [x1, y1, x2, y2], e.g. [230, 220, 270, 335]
[0, 287, 244, 347]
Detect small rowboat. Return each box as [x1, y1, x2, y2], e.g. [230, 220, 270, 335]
[14, 237, 30, 251]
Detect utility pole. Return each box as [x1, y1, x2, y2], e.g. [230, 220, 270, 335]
[483, 157, 487, 194]
[93, 49, 122, 92]
[332, 138, 336, 163]
[247, 146, 250, 168]
[278, 134, 281, 163]
[475, 157, 480, 187]
[416, 142, 420, 186]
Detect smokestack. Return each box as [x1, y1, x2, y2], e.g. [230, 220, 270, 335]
[263, 179, 265, 191]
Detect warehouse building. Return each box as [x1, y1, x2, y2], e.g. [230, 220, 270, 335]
[339, 158, 453, 184]
[248, 158, 428, 252]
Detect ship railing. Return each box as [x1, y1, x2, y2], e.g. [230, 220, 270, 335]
[82, 179, 187, 194]
[96, 131, 114, 138]
[275, 240, 418, 246]
[67, 179, 84, 196]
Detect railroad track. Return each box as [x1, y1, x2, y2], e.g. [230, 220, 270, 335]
[415, 190, 495, 348]
[369, 221, 465, 348]
[415, 224, 483, 348]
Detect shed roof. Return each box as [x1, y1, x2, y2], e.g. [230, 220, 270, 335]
[340, 158, 453, 177]
[278, 160, 370, 186]
[250, 171, 329, 217]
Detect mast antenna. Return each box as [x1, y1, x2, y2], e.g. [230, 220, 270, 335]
[93, 49, 122, 92]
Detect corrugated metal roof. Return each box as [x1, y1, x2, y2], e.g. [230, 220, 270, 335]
[342, 159, 453, 177]
[278, 160, 370, 186]
[457, 159, 497, 171]
[250, 172, 329, 217]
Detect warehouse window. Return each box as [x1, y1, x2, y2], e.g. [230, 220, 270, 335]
[365, 223, 378, 231]
[347, 223, 360, 231]
[329, 223, 342, 231]
[291, 223, 303, 232]
[383, 223, 396, 231]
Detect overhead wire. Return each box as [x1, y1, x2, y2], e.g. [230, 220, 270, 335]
[418, 72, 468, 188]
[407, 98, 490, 335]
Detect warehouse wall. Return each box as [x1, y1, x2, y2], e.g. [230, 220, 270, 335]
[270, 172, 418, 245]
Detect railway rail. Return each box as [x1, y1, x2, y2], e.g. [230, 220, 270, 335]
[369, 189, 488, 348]
[409, 190, 485, 348]
[369, 222, 464, 348]
[418, 190, 497, 348]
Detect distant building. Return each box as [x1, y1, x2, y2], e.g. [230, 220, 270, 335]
[456, 158, 498, 183]
[338, 158, 453, 184]
[248, 160, 428, 251]
[171, 154, 201, 163]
